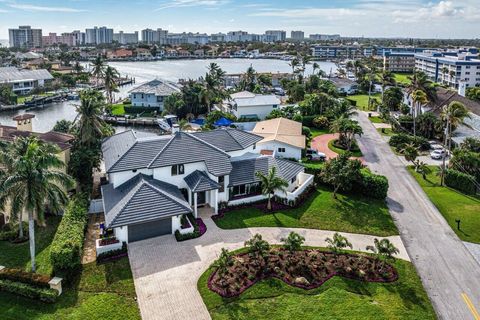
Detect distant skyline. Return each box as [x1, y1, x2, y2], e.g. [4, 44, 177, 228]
[0, 0, 479, 39]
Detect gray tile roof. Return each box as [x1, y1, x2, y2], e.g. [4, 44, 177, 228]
[102, 130, 138, 173]
[184, 170, 221, 192]
[129, 79, 181, 96]
[149, 132, 232, 176]
[192, 128, 263, 152]
[0, 67, 53, 82]
[229, 156, 304, 187]
[102, 174, 191, 228]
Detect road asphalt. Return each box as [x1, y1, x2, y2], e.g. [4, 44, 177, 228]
[355, 111, 480, 320]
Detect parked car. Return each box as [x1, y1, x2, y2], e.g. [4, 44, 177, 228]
[428, 140, 444, 150]
[306, 148, 326, 161]
[430, 149, 448, 160]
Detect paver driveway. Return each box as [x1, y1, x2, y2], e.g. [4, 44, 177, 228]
[128, 210, 408, 320]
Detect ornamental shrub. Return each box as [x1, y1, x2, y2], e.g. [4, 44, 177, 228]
[358, 170, 389, 200]
[301, 115, 316, 127]
[50, 195, 88, 276]
[389, 133, 429, 151]
[312, 116, 329, 129]
[0, 279, 58, 303]
[0, 268, 51, 288]
[445, 169, 477, 195]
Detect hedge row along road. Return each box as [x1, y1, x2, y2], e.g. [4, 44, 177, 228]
[355, 111, 480, 320]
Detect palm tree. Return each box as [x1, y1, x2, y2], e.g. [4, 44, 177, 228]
[73, 61, 83, 74]
[408, 71, 436, 102]
[212, 248, 232, 275]
[366, 238, 399, 267]
[103, 66, 120, 105]
[325, 232, 352, 253]
[441, 67, 449, 84]
[90, 56, 106, 86]
[379, 70, 396, 104]
[414, 160, 431, 180]
[74, 90, 107, 147]
[440, 101, 471, 185]
[400, 143, 418, 164]
[312, 62, 320, 76]
[255, 167, 288, 211]
[0, 137, 73, 272]
[411, 90, 429, 136]
[289, 57, 300, 75]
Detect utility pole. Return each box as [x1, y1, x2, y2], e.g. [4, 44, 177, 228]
[441, 108, 450, 186]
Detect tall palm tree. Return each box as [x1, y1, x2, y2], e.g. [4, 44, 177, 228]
[441, 67, 449, 84]
[255, 167, 288, 211]
[379, 70, 396, 104]
[408, 71, 436, 102]
[74, 89, 107, 146]
[0, 137, 73, 272]
[73, 61, 83, 74]
[289, 57, 300, 75]
[366, 238, 399, 267]
[90, 56, 106, 86]
[411, 90, 429, 136]
[103, 66, 120, 104]
[312, 62, 320, 75]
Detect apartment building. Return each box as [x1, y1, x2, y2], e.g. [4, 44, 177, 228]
[42, 33, 76, 47]
[85, 26, 113, 45]
[141, 28, 168, 44]
[113, 31, 139, 44]
[8, 26, 42, 49]
[415, 48, 480, 89]
[290, 31, 304, 41]
[309, 34, 341, 41]
[311, 45, 362, 59]
[72, 30, 86, 46]
[265, 30, 286, 42]
[383, 52, 416, 73]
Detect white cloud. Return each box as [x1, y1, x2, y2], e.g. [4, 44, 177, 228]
[155, 0, 229, 11]
[9, 4, 86, 12]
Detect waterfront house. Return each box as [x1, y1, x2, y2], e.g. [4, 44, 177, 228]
[0, 67, 53, 95]
[328, 77, 359, 95]
[221, 91, 281, 120]
[100, 128, 313, 243]
[129, 79, 181, 110]
[252, 117, 306, 160]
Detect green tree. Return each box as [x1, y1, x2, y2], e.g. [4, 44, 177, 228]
[104, 66, 120, 104]
[366, 238, 399, 266]
[379, 70, 396, 104]
[255, 167, 288, 211]
[281, 231, 305, 252]
[53, 119, 73, 133]
[325, 232, 353, 253]
[213, 248, 232, 275]
[321, 153, 362, 199]
[414, 160, 432, 180]
[74, 90, 107, 147]
[411, 90, 429, 136]
[244, 234, 270, 258]
[401, 143, 418, 164]
[164, 92, 185, 116]
[466, 87, 480, 102]
[408, 71, 436, 103]
[383, 87, 403, 112]
[90, 56, 106, 86]
[330, 118, 363, 151]
[0, 137, 73, 272]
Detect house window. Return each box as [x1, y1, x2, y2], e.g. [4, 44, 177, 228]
[291, 177, 296, 183]
[272, 105, 278, 109]
[171, 164, 185, 176]
[278, 147, 286, 153]
[157, 96, 163, 102]
[141, 94, 144, 99]
[219, 176, 225, 193]
[253, 143, 256, 150]
[233, 185, 246, 196]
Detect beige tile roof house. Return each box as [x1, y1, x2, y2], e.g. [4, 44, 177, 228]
[252, 117, 306, 159]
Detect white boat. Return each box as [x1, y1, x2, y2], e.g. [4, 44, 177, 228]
[157, 115, 178, 132]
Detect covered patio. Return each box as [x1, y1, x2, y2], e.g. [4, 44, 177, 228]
[184, 170, 221, 217]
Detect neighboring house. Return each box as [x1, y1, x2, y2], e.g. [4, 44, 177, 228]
[0, 67, 53, 95]
[107, 48, 134, 60]
[101, 128, 313, 243]
[129, 79, 181, 110]
[0, 113, 74, 224]
[403, 87, 480, 145]
[252, 117, 306, 160]
[328, 77, 358, 94]
[222, 91, 281, 120]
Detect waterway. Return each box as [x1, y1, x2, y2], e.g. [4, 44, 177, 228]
[0, 59, 337, 133]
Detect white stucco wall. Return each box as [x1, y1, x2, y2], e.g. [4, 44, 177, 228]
[233, 105, 277, 120]
[130, 93, 164, 109]
[109, 169, 153, 188]
[172, 215, 182, 234]
[257, 141, 302, 160]
[153, 161, 208, 189]
[114, 226, 128, 244]
[227, 145, 256, 158]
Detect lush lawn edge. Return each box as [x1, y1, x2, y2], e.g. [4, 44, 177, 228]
[328, 139, 363, 158]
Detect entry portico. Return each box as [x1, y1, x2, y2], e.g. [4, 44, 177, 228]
[184, 170, 221, 217]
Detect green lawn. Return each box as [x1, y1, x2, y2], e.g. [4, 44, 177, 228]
[198, 250, 435, 320]
[347, 94, 381, 111]
[408, 166, 480, 244]
[309, 127, 330, 139]
[377, 128, 395, 136]
[0, 216, 140, 320]
[393, 73, 413, 86]
[215, 187, 398, 237]
[369, 116, 386, 124]
[328, 139, 363, 158]
[17, 93, 55, 105]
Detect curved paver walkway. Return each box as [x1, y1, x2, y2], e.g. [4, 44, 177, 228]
[311, 133, 339, 159]
[128, 211, 408, 320]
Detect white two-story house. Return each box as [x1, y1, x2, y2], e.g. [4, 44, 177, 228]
[129, 79, 181, 110]
[221, 91, 281, 120]
[101, 128, 313, 243]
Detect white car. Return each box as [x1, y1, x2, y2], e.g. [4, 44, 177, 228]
[306, 148, 326, 161]
[430, 149, 448, 160]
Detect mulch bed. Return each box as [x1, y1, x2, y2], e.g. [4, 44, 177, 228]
[208, 249, 398, 298]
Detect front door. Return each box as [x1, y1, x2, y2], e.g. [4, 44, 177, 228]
[197, 191, 206, 206]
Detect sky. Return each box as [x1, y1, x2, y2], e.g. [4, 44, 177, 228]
[0, 0, 479, 39]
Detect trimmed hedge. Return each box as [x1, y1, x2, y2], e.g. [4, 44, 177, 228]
[124, 106, 160, 114]
[0, 268, 51, 288]
[0, 279, 58, 303]
[357, 170, 389, 200]
[445, 169, 477, 195]
[96, 243, 128, 264]
[389, 133, 429, 151]
[302, 115, 316, 127]
[50, 195, 88, 276]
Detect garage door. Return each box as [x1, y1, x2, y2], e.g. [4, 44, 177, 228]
[128, 218, 172, 242]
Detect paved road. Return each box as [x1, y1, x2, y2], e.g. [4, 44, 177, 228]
[355, 111, 480, 320]
[128, 210, 407, 320]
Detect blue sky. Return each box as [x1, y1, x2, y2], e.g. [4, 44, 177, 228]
[0, 0, 479, 39]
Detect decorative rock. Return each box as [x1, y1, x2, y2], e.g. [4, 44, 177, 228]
[48, 277, 63, 295]
[294, 277, 310, 286]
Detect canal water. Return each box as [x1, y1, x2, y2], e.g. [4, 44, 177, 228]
[0, 59, 337, 133]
